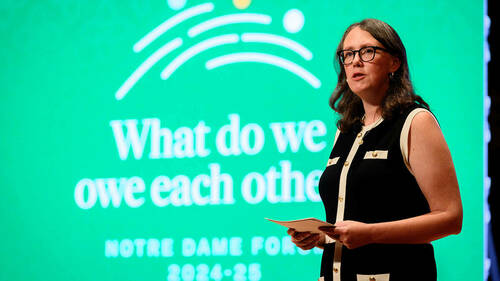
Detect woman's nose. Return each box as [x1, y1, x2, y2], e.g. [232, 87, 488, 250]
[352, 52, 363, 65]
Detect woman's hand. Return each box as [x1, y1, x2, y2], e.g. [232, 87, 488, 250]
[319, 220, 373, 249]
[287, 228, 323, 250]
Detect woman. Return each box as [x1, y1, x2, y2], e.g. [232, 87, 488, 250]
[287, 19, 463, 281]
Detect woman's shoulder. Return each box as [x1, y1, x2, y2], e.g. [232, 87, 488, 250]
[410, 110, 439, 133]
[391, 102, 434, 127]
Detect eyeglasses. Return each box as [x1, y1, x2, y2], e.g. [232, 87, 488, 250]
[337, 46, 389, 65]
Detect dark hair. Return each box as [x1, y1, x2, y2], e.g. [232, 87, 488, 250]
[330, 18, 429, 132]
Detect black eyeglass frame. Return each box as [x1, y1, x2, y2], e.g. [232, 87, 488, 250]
[337, 46, 390, 65]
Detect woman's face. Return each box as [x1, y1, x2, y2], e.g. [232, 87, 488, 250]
[342, 27, 400, 101]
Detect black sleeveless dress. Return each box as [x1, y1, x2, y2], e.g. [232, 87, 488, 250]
[318, 105, 437, 281]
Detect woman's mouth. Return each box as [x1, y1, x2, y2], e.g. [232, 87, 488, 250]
[351, 73, 365, 81]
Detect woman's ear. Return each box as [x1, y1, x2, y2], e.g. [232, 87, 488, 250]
[390, 56, 401, 73]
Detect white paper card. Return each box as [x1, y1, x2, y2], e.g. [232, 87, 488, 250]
[265, 217, 334, 233]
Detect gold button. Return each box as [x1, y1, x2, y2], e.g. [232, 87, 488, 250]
[359, 139, 363, 145]
[372, 151, 378, 157]
[344, 161, 349, 166]
[357, 133, 362, 138]
[327, 159, 332, 165]
[369, 277, 376, 281]
[333, 268, 338, 273]
[338, 196, 343, 202]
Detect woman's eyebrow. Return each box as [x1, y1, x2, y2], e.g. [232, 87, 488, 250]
[342, 43, 379, 50]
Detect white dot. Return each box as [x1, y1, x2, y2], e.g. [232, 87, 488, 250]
[283, 9, 304, 33]
[167, 0, 186, 10]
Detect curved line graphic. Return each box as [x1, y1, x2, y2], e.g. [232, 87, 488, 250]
[133, 3, 214, 53]
[160, 34, 239, 80]
[116, 38, 183, 100]
[188, 13, 271, 37]
[205, 52, 321, 89]
[241, 33, 313, 60]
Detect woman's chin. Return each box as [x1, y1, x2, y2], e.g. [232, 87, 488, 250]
[349, 85, 386, 101]
[349, 85, 368, 96]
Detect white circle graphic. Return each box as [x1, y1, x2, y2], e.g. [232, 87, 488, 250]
[283, 9, 304, 33]
[167, 0, 186, 10]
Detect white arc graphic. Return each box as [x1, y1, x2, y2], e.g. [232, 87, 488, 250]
[116, 5, 322, 100]
[133, 3, 214, 53]
[188, 13, 271, 37]
[241, 32, 313, 60]
[116, 38, 183, 100]
[205, 52, 321, 89]
[160, 34, 239, 80]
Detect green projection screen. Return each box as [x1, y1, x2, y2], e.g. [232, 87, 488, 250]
[0, 0, 483, 280]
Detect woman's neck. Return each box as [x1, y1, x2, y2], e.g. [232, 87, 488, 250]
[357, 80, 388, 126]
[362, 102, 382, 126]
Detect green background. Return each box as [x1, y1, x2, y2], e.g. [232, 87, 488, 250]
[0, 0, 483, 280]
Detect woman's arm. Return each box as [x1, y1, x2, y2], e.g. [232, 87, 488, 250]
[321, 111, 463, 249]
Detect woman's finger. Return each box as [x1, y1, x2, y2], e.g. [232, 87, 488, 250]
[319, 228, 336, 237]
[318, 226, 335, 231]
[300, 233, 319, 243]
[299, 243, 316, 250]
[293, 231, 312, 240]
[297, 235, 320, 249]
[293, 233, 319, 245]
